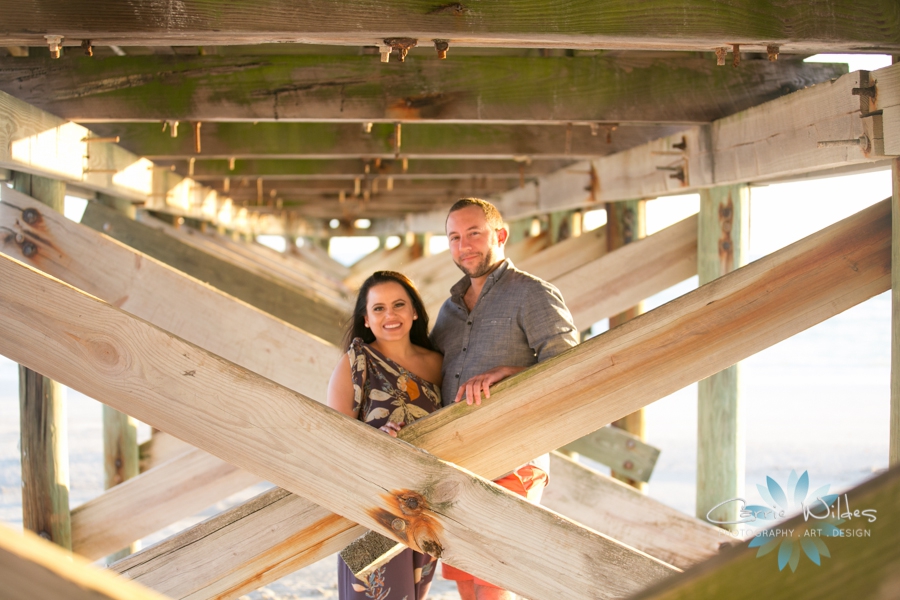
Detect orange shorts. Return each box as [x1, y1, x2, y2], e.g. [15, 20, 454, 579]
[441, 465, 549, 588]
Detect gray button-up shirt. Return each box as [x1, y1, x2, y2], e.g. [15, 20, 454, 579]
[431, 259, 578, 475]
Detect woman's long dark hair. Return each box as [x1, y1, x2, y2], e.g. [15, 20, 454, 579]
[343, 271, 435, 352]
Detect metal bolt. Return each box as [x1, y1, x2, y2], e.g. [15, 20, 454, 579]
[405, 497, 419, 510]
[380, 45, 392, 63]
[45, 35, 63, 59]
[15, 233, 24, 244]
[81, 39, 93, 57]
[852, 86, 876, 98]
[732, 44, 740, 68]
[38, 531, 51, 540]
[625, 439, 636, 449]
[766, 45, 779, 61]
[102, 222, 111, 232]
[434, 39, 449, 59]
[817, 135, 870, 152]
[623, 460, 634, 470]
[391, 518, 406, 532]
[715, 47, 727, 66]
[22, 241, 37, 257]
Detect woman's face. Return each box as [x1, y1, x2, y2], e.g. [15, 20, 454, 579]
[364, 281, 417, 342]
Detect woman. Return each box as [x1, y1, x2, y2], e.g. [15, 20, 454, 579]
[328, 271, 443, 600]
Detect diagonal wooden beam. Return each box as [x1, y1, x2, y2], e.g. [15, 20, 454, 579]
[630, 464, 900, 599]
[114, 198, 889, 598]
[0, 54, 844, 124]
[79, 201, 347, 344]
[1, 1, 898, 52]
[0, 242, 678, 599]
[0, 523, 169, 600]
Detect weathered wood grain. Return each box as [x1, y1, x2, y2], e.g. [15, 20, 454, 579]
[0, 250, 677, 599]
[892, 157, 900, 466]
[1, 1, 897, 51]
[80, 201, 347, 344]
[0, 187, 340, 401]
[114, 199, 889, 599]
[0, 55, 844, 124]
[696, 185, 749, 531]
[0, 523, 170, 600]
[559, 427, 659, 484]
[86, 121, 687, 161]
[542, 452, 730, 571]
[631, 465, 900, 600]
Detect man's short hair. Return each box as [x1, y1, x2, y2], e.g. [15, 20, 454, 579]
[447, 198, 504, 230]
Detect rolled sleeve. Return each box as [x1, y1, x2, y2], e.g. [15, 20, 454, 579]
[521, 279, 579, 362]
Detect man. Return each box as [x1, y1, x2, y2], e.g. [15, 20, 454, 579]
[430, 198, 578, 600]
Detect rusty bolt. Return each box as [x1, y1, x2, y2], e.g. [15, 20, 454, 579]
[391, 518, 407, 532]
[852, 86, 876, 98]
[45, 35, 62, 59]
[406, 497, 419, 510]
[22, 241, 37, 257]
[22, 208, 40, 224]
[766, 45, 779, 61]
[623, 460, 634, 470]
[434, 40, 449, 59]
[715, 47, 727, 66]
[732, 44, 740, 68]
[81, 39, 93, 57]
[39, 531, 51, 540]
[625, 439, 636, 449]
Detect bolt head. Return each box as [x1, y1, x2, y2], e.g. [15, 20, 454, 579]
[15, 233, 24, 244]
[22, 241, 37, 257]
[103, 222, 111, 232]
[22, 208, 40, 224]
[625, 439, 636, 449]
[391, 518, 406, 532]
[623, 460, 634, 470]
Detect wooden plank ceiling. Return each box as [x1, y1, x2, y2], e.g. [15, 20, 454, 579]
[1, 0, 891, 224]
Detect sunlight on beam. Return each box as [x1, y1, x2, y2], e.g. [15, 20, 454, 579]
[9, 122, 86, 180]
[111, 158, 154, 195]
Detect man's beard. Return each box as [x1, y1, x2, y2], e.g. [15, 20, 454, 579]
[454, 251, 496, 279]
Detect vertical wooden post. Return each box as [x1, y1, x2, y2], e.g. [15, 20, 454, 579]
[12, 172, 72, 550]
[891, 153, 900, 467]
[97, 193, 141, 561]
[696, 184, 749, 531]
[549, 210, 582, 244]
[606, 200, 647, 490]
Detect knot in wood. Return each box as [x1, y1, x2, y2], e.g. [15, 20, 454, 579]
[397, 491, 426, 516]
[22, 208, 40, 225]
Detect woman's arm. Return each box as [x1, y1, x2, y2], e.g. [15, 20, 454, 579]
[326, 354, 358, 419]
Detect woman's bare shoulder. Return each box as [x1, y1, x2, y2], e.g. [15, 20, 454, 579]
[416, 347, 443, 385]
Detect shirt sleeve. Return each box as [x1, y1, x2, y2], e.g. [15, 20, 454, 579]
[521, 279, 579, 363]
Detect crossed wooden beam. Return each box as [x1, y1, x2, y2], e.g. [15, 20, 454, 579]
[0, 188, 889, 597]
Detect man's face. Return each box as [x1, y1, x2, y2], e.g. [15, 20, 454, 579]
[446, 206, 507, 278]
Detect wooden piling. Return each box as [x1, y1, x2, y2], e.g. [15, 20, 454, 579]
[696, 184, 748, 531]
[607, 199, 647, 490]
[12, 172, 71, 550]
[891, 153, 899, 467]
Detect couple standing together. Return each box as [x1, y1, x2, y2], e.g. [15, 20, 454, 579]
[327, 198, 578, 600]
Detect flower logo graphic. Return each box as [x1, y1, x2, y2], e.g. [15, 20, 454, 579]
[746, 470, 841, 572]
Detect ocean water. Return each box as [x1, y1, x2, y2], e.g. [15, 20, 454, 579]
[0, 170, 893, 596]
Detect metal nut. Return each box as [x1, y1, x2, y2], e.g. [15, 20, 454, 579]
[391, 518, 406, 532]
[22, 241, 37, 257]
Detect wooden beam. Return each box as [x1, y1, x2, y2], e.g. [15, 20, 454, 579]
[1, 1, 898, 52]
[631, 465, 900, 600]
[892, 155, 900, 466]
[0, 248, 678, 598]
[182, 158, 574, 181]
[401, 65, 900, 232]
[134, 212, 352, 310]
[0, 187, 340, 402]
[542, 452, 730, 571]
[0, 522, 170, 600]
[12, 172, 72, 551]
[79, 201, 347, 345]
[117, 199, 889, 598]
[85, 121, 688, 161]
[72, 447, 262, 561]
[558, 427, 659, 484]
[0, 88, 300, 235]
[0, 54, 845, 124]
[696, 185, 749, 531]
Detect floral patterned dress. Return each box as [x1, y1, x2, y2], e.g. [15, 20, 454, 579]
[338, 338, 442, 600]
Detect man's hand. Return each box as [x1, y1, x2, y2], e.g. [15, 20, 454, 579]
[379, 421, 405, 437]
[454, 365, 526, 406]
